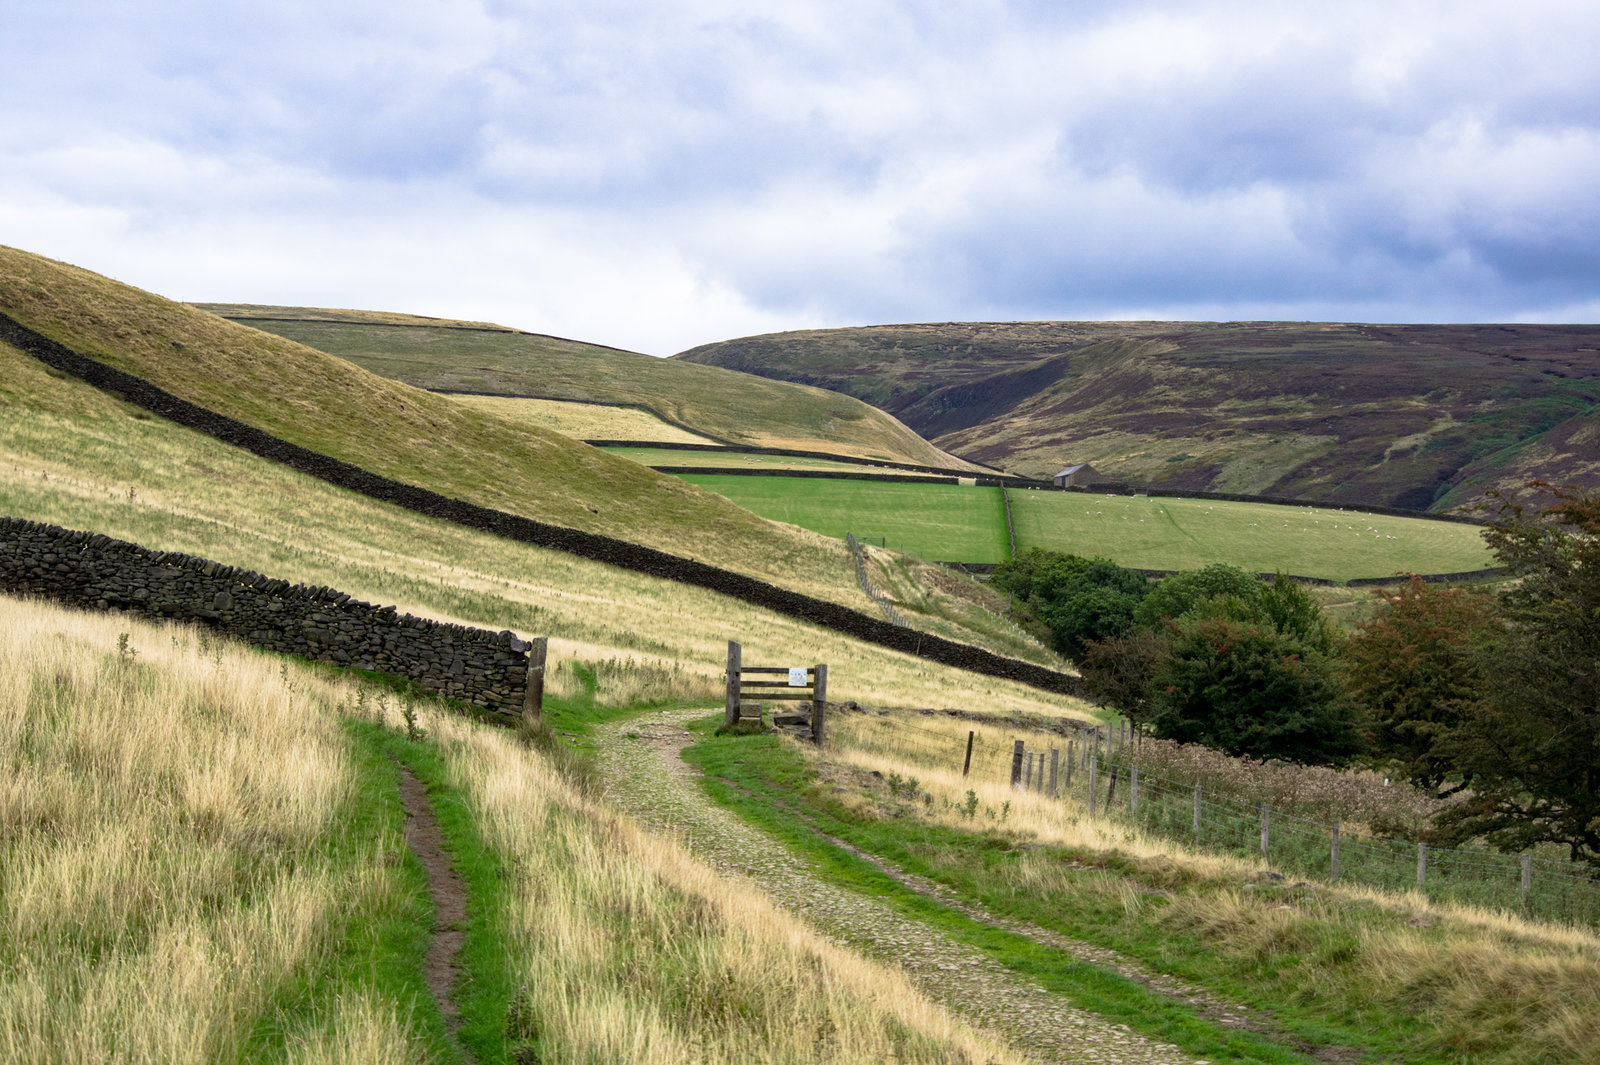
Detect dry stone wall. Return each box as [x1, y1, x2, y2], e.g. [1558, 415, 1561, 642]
[0, 517, 533, 715]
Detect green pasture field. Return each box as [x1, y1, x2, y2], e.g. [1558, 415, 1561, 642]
[607, 446, 876, 472]
[679, 475, 1010, 563]
[1008, 489, 1494, 581]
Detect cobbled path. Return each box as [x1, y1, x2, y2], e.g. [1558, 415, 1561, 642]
[595, 710, 1210, 1065]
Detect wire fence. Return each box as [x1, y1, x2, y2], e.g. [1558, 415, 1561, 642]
[845, 533, 908, 627]
[848, 717, 1600, 928]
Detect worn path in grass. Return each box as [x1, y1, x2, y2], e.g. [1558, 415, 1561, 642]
[594, 709, 1200, 1065]
[398, 764, 472, 1059]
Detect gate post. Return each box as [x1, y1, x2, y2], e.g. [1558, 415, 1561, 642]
[724, 641, 741, 728]
[811, 663, 827, 746]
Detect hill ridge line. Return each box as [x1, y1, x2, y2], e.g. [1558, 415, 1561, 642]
[0, 310, 1082, 698]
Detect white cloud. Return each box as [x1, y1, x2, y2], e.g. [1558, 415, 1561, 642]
[3, 0, 1598, 351]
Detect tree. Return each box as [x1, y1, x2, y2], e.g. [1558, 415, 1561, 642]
[1430, 485, 1600, 864]
[1132, 563, 1261, 629]
[1038, 560, 1149, 660]
[1080, 627, 1171, 730]
[1344, 576, 1496, 793]
[1150, 614, 1360, 764]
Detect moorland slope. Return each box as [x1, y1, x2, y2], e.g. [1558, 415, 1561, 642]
[0, 245, 1053, 665]
[676, 321, 1600, 512]
[199, 303, 986, 471]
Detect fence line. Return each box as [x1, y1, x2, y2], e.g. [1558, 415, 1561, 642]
[845, 533, 909, 627]
[843, 715, 1600, 927]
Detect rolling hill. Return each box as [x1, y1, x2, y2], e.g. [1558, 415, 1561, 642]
[675, 321, 1600, 513]
[197, 304, 987, 471]
[0, 245, 1040, 662]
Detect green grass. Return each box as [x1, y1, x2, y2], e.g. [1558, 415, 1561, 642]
[681, 726, 1600, 1065]
[683, 724, 1325, 1064]
[680, 475, 1011, 563]
[197, 304, 980, 470]
[606, 446, 883, 472]
[1008, 489, 1493, 581]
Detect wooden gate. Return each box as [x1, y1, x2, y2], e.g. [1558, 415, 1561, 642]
[723, 640, 827, 746]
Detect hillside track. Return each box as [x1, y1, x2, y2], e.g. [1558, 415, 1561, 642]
[397, 765, 472, 1058]
[593, 709, 1207, 1065]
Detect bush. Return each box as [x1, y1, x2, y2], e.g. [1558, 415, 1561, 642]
[1150, 615, 1360, 765]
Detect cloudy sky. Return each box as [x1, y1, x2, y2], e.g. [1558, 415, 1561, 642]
[5, 1, 1599, 354]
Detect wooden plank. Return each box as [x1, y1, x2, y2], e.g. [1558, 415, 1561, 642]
[737, 691, 813, 701]
[737, 666, 816, 675]
[739, 679, 815, 689]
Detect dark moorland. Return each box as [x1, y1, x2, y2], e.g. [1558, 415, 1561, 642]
[677, 322, 1600, 512]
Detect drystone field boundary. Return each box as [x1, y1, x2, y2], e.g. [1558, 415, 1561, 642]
[0, 516, 535, 715]
[0, 311, 1084, 698]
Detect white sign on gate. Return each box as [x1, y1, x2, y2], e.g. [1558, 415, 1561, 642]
[788, 666, 808, 687]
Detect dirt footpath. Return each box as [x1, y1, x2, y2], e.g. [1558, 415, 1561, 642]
[593, 710, 1208, 1065]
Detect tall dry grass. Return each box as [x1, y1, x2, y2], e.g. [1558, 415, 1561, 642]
[0, 595, 429, 1065]
[411, 706, 1022, 1065]
[824, 708, 1600, 1064]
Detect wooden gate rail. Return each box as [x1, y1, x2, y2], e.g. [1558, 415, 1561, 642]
[724, 640, 827, 746]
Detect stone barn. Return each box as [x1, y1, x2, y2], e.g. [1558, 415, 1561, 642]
[1053, 463, 1103, 488]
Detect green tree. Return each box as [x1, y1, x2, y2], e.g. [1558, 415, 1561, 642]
[1132, 563, 1261, 629]
[1080, 627, 1171, 729]
[1432, 486, 1600, 864]
[1150, 615, 1359, 764]
[1344, 576, 1495, 793]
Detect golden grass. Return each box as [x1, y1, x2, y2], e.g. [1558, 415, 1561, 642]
[445, 394, 717, 444]
[0, 246, 882, 610]
[822, 709, 1600, 1063]
[0, 341, 1077, 714]
[411, 704, 1022, 1064]
[0, 597, 428, 1065]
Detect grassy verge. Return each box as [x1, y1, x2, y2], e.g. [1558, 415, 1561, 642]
[683, 724, 1600, 1065]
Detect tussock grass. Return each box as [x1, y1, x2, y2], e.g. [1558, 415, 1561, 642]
[0, 597, 433, 1065]
[819, 708, 1600, 1063]
[411, 704, 1021, 1065]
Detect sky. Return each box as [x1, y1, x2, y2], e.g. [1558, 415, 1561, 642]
[4, 1, 1600, 355]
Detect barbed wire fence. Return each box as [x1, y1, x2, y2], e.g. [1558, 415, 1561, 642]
[843, 716, 1600, 927]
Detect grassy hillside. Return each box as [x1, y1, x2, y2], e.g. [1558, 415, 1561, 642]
[444, 394, 717, 443]
[198, 303, 985, 470]
[0, 331, 1072, 701]
[1, 597, 1023, 1065]
[675, 321, 1600, 512]
[1, 245, 1033, 654]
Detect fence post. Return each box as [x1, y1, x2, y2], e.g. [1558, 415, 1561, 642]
[811, 663, 827, 747]
[1521, 852, 1532, 912]
[1193, 784, 1202, 843]
[1010, 740, 1024, 788]
[724, 641, 741, 728]
[1088, 755, 1098, 816]
[1048, 748, 1059, 798]
[962, 730, 974, 777]
[1417, 842, 1427, 889]
[1024, 751, 1034, 790]
[1065, 740, 1074, 786]
[1130, 765, 1139, 817]
[1331, 823, 1341, 883]
[1106, 766, 1119, 808]
[522, 636, 547, 724]
[1260, 804, 1269, 858]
